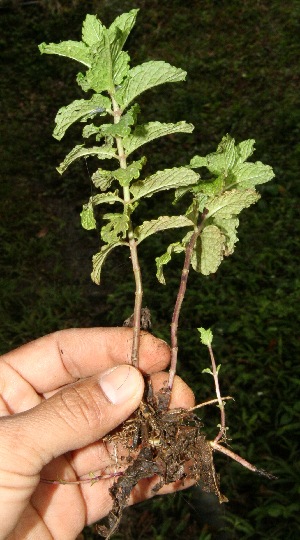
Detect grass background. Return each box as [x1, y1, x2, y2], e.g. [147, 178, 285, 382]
[0, 0, 299, 538]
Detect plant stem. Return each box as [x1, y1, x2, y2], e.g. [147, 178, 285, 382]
[207, 343, 226, 443]
[168, 208, 208, 390]
[111, 96, 143, 368]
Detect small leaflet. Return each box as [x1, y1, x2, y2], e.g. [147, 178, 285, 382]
[80, 203, 96, 230]
[116, 61, 187, 109]
[198, 327, 213, 347]
[81, 14, 104, 47]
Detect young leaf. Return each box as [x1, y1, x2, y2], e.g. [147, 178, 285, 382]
[135, 215, 194, 244]
[77, 30, 114, 93]
[112, 157, 146, 187]
[236, 139, 255, 162]
[123, 121, 194, 156]
[57, 144, 117, 174]
[92, 169, 114, 191]
[156, 242, 186, 285]
[91, 190, 122, 206]
[82, 14, 104, 46]
[100, 105, 139, 138]
[107, 9, 139, 52]
[92, 242, 124, 285]
[130, 167, 199, 200]
[116, 61, 187, 109]
[53, 95, 111, 140]
[39, 40, 91, 67]
[192, 225, 224, 275]
[198, 327, 213, 346]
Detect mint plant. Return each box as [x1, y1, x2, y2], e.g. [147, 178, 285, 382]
[39, 9, 275, 538]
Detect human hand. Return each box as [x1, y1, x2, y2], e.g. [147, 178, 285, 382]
[0, 328, 194, 539]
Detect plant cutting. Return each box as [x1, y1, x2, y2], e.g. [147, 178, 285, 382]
[39, 8, 275, 538]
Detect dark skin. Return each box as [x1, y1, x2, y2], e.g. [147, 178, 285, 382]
[0, 327, 194, 539]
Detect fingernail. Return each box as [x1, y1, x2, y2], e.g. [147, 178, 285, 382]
[98, 365, 141, 405]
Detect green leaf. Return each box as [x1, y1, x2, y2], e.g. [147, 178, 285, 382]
[213, 216, 239, 255]
[82, 14, 104, 46]
[192, 225, 224, 275]
[100, 105, 139, 138]
[101, 213, 129, 243]
[130, 167, 199, 200]
[198, 327, 213, 346]
[53, 94, 111, 140]
[77, 29, 114, 93]
[39, 40, 91, 67]
[57, 144, 117, 174]
[112, 157, 146, 187]
[193, 175, 224, 196]
[202, 368, 213, 375]
[108, 9, 139, 51]
[92, 168, 114, 191]
[236, 139, 255, 162]
[135, 215, 194, 243]
[92, 242, 124, 285]
[206, 189, 260, 219]
[112, 50, 130, 86]
[124, 121, 194, 156]
[227, 161, 275, 190]
[155, 242, 186, 285]
[80, 202, 96, 230]
[116, 61, 187, 109]
[91, 190, 122, 206]
[189, 155, 208, 168]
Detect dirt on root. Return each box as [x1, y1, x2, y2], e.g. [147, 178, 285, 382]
[97, 379, 226, 539]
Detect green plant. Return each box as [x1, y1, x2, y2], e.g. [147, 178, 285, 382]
[39, 8, 275, 538]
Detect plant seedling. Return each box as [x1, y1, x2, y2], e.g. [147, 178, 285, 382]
[39, 9, 275, 538]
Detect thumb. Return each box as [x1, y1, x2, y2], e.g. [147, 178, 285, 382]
[2, 365, 144, 477]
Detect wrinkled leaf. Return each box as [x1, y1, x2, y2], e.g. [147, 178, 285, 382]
[130, 167, 199, 200]
[116, 61, 186, 109]
[124, 121, 194, 155]
[192, 225, 224, 275]
[227, 161, 275, 190]
[77, 30, 114, 93]
[53, 94, 111, 140]
[113, 157, 146, 187]
[92, 242, 124, 285]
[206, 189, 260, 219]
[100, 105, 139, 138]
[155, 241, 186, 285]
[80, 202, 96, 230]
[91, 190, 122, 206]
[39, 40, 91, 67]
[101, 213, 129, 243]
[135, 215, 193, 243]
[57, 144, 117, 174]
[92, 169, 114, 191]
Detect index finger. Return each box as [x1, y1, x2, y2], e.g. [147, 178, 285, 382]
[1, 327, 170, 393]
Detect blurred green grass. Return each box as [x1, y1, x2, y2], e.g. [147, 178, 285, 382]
[0, 1, 299, 538]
